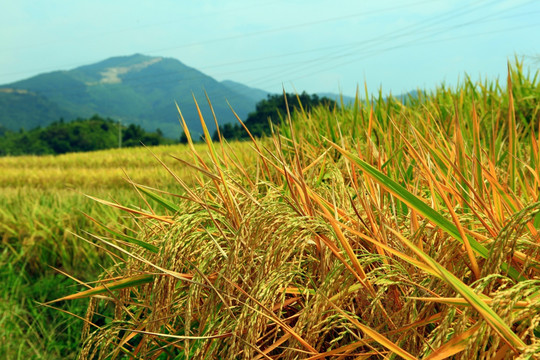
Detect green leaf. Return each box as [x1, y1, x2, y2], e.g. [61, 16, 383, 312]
[135, 185, 181, 214]
[328, 141, 523, 281]
[392, 229, 526, 354]
[83, 213, 159, 253]
[46, 274, 155, 303]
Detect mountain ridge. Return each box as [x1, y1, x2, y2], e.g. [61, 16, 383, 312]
[0, 54, 418, 138]
[0, 54, 268, 137]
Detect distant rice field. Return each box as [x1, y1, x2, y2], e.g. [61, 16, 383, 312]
[0, 142, 254, 189]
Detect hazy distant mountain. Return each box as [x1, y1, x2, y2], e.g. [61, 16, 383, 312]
[221, 80, 269, 103]
[0, 54, 270, 138]
[316, 92, 357, 105]
[0, 88, 75, 131]
[396, 90, 422, 103]
[221, 82, 356, 109]
[0, 54, 421, 139]
[318, 90, 424, 106]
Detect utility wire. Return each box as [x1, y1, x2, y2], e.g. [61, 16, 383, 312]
[0, 0, 433, 79]
[1, 0, 492, 85]
[246, 0, 537, 89]
[2, 0, 537, 98]
[273, 22, 540, 93]
[2, 1, 281, 51]
[245, 0, 500, 87]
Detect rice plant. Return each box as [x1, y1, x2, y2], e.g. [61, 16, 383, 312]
[0, 142, 255, 359]
[52, 61, 540, 359]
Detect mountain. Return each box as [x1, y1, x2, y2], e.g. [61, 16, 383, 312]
[221, 80, 269, 103]
[318, 90, 423, 106]
[0, 54, 270, 138]
[316, 92, 357, 105]
[0, 88, 75, 131]
[0, 54, 420, 139]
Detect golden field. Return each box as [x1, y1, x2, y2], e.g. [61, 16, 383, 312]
[2, 62, 540, 359]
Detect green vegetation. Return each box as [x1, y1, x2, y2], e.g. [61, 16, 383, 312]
[0, 88, 74, 131]
[0, 114, 175, 156]
[2, 60, 540, 358]
[212, 91, 337, 140]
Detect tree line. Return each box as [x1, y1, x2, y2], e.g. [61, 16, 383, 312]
[0, 92, 337, 155]
[182, 92, 337, 142]
[0, 115, 174, 156]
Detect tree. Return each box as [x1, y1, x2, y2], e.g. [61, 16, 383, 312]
[0, 115, 175, 156]
[122, 124, 145, 147]
[179, 131, 188, 144]
[214, 92, 337, 140]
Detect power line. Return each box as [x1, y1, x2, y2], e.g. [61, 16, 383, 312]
[1, 0, 537, 98]
[245, 0, 499, 87]
[245, 0, 538, 89]
[190, 2, 539, 78]
[270, 22, 540, 92]
[0, 0, 433, 80]
[139, 0, 436, 55]
[2, 0, 489, 85]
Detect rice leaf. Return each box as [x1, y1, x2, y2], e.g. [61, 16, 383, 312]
[327, 141, 523, 281]
[424, 323, 481, 360]
[135, 185, 181, 214]
[82, 213, 159, 253]
[409, 296, 531, 310]
[389, 227, 526, 354]
[326, 298, 418, 360]
[46, 273, 155, 304]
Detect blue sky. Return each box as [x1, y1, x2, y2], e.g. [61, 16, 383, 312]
[1, 0, 539, 97]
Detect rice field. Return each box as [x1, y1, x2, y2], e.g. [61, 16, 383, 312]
[0, 142, 254, 358]
[2, 61, 540, 359]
